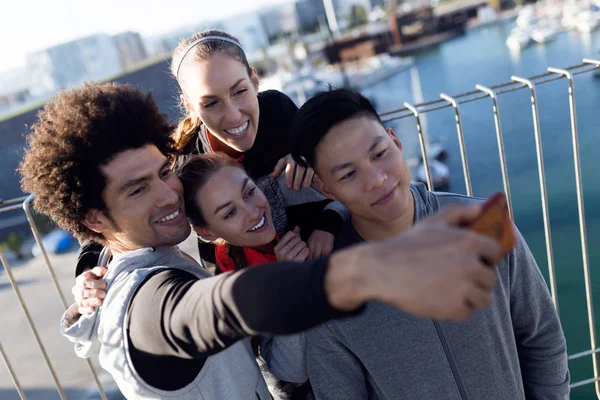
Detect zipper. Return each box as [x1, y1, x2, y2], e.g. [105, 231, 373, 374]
[432, 321, 469, 400]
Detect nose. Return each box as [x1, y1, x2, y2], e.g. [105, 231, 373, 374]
[223, 100, 242, 124]
[244, 201, 261, 222]
[155, 179, 180, 209]
[364, 166, 387, 191]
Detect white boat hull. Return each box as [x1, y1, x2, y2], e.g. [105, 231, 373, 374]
[506, 34, 531, 50]
[531, 29, 557, 44]
[577, 20, 599, 33]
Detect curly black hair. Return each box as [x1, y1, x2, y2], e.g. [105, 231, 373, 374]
[19, 82, 175, 243]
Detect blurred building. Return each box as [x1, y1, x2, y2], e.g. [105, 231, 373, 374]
[259, 7, 289, 43]
[221, 12, 270, 56]
[0, 68, 31, 112]
[0, 89, 30, 113]
[113, 31, 148, 70]
[26, 34, 122, 97]
[259, 0, 329, 44]
[295, 0, 328, 33]
[370, 0, 386, 9]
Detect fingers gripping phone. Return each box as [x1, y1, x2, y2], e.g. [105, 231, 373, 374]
[468, 192, 516, 261]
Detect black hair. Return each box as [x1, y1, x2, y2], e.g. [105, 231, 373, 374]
[290, 88, 382, 169]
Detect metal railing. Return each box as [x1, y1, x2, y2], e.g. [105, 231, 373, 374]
[0, 57, 599, 398]
[380, 57, 600, 396]
[0, 195, 108, 400]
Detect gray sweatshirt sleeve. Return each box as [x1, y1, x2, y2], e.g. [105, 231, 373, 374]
[259, 334, 308, 383]
[509, 228, 570, 399]
[306, 324, 369, 400]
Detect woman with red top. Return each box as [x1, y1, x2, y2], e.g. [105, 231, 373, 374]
[176, 152, 319, 399]
[177, 153, 317, 272]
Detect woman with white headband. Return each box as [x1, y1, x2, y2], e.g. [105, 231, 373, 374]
[168, 30, 347, 270]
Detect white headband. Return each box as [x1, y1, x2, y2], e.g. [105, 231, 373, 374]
[175, 36, 245, 79]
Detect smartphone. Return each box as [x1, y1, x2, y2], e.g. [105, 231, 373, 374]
[468, 192, 516, 260]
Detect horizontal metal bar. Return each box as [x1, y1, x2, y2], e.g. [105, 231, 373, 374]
[488, 79, 521, 91]
[457, 92, 490, 105]
[571, 377, 600, 389]
[573, 66, 600, 76]
[0, 196, 28, 208]
[383, 64, 599, 124]
[569, 347, 600, 360]
[565, 61, 595, 70]
[0, 203, 26, 214]
[421, 103, 453, 113]
[380, 61, 597, 119]
[535, 75, 567, 86]
[496, 84, 526, 96]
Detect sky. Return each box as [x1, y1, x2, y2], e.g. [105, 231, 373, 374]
[0, 0, 288, 74]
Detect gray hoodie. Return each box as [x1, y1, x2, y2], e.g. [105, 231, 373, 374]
[306, 183, 569, 400]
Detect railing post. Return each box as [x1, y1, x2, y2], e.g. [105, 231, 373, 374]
[23, 195, 69, 308]
[404, 102, 434, 191]
[475, 84, 514, 220]
[0, 340, 27, 399]
[22, 195, 109, 400]
[440, 93, 473, 196]
[511, 75, 559, 314]
[1, 196, 109, 400]
[548, 65, 598, 398]
[0, 246, 67, 400]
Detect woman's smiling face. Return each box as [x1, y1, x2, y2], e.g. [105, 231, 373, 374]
[180, 53, 260, 153]
[195, 166, 276, 247]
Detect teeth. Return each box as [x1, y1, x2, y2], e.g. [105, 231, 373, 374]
[225, 121, 249, 136]
[158, 210, 180, 223]
[248, 216, 265, 232]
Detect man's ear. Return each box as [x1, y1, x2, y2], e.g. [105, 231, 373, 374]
[82, 209, 112, 234]
[387, 127, 403, 151]
[181, 94, 194, 112]
[193, 225, 220, 243]
[314, 175, 337, 201]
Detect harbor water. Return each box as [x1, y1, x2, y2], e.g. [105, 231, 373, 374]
[362, 19, 600, 398]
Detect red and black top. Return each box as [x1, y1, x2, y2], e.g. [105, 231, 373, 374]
[215, 235, 280, 273]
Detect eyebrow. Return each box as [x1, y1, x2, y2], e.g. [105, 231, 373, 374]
[118, 160, 170, 194]
[213, 177, 250, 215]
[201, 78, 246, 100]
[329, 136, 386, 174]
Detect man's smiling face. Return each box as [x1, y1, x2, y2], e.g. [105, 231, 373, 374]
[85, 145, 191, 253]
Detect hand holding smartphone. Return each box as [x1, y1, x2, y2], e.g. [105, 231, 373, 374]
[468, 192, 516, 262]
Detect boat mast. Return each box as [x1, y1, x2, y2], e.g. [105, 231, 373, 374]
[323, 0, 341, 39]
